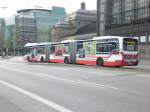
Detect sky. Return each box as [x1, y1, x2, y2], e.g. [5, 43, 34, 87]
[0, 0, 96, 18]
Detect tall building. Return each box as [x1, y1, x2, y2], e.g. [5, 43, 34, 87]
[15, 14, 36, 47]
[98, 0, 150, 58]
[16, 7, 66, 47]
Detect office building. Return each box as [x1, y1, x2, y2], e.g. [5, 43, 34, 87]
[98, 0, 150, 58]
[16, 7, 66, 47]
[51, 3, 97, 41]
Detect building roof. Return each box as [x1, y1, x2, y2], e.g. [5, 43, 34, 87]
[17, 9, 51, 13]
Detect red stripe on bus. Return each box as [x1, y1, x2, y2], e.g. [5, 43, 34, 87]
[49, 59, 64, 63]
[76, 60, 96, 65]
[76, 59, 124, 67]
[103, 60, 123, 67]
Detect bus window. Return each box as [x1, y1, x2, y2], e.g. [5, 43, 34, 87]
[78, 49, 85, 58]
[25, 47, 32, 54]
[55, 44, 64, 56]
[77, 42, 84, 53]
[123, 38, 138, 51]
[38, 46, 46, 54]
[83, 41, 96, 55]
[63, 43, 70, 55]
[31, 47, 37, 57]
[50, 45, 55, 54]
[96, 39, 119, 54]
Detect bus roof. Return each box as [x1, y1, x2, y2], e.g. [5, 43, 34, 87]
[24, 43, 38, 47]
[38, 42, 52, 46]
[61, 40, 77, 43]
[92, 36, 136, 40]
[24, 42, 53, 47]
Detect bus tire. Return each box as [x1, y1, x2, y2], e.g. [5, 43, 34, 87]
[96, 58, 103, 66]
[64, 57, 69, 64]
[27, 56, 30, 62]
[40, 57, 44, 62]
[115, 66, 121, 68]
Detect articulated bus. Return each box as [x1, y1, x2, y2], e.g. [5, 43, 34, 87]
[24, 36, 139, 67]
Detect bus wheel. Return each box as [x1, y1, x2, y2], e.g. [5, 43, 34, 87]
[27, 56, 30, 62]
[115, 66, 121, 68]
[64, 57, 69, 64]
[40, 57, 44, 62]
[96, 58, 103, 66]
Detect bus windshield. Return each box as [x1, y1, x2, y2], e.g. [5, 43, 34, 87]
[24, 47, 32, 54]
[96, 39, 119, 54]
[123, 38, 138, 51]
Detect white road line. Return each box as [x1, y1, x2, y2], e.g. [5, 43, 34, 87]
[0, 66, 119, 90]
[0, 80, 73, 112]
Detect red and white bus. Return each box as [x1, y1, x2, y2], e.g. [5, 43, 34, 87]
[75, 36, 139, 67]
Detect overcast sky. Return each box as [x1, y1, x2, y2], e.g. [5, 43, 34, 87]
[0, 0, 96, 18]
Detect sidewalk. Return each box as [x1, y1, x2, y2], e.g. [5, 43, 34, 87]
[8, 56, 25, 62]
[125, 59, 150, 70]
[137, 59, 150, 70]
[0, 56, 25, 62]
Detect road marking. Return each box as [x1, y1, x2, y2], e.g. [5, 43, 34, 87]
[0, 80, 73, 112]
[0, 66, 119, 90]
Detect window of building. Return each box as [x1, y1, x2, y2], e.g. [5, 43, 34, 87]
[140, 36, 147, 43]
[148, 36, 150, 42]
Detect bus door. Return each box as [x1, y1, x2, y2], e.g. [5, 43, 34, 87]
[45, 44, 51, 62]
[49, 43, 64, 63]
[76, 40, 96, 65]
[69, 41, 77, 64]
[31, 47, 38, 58]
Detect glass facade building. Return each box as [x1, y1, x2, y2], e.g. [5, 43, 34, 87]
[16, 7, 66, 47]
[106, 0, 150, 25]
[15, 14, 36, 47]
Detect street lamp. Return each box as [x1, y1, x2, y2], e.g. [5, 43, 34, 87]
[1, 6, 8, 54]
[97, 0, 100, 36]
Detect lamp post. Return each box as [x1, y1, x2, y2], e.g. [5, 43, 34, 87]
[97, 0, 100, 36]
[12, 25, 16, 56]
[1, 6, 8, 55]
[130, 16, 134, 37]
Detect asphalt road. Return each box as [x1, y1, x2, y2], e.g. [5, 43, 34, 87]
[0, 60, 150, 112]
